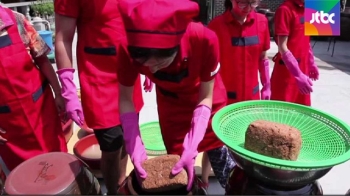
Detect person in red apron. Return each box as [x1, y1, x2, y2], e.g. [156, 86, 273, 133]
[204, 0, 271, 188]
[270, 0, 319, 106]
[117, 0, 235, 191]
[54, 0, 145, 194]
[208, 0, 271, 105]
[0, 6, 67, 171]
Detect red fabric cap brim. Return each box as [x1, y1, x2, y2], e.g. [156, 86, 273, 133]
[126, 32, 184, 48]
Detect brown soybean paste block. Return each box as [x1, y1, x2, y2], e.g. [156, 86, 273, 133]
[141, 155, 188, 192]
[244, 120, 302, 160]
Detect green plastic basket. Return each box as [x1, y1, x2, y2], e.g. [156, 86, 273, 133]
[139, 122, 167, 156]
[212, 100, 350, 170]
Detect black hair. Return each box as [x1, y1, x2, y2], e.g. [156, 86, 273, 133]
[127, 45, 179, 60]
[225, 0, 232, 10]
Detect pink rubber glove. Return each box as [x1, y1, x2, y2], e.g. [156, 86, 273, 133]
[259, 59, 271, 100]
[143, 77, 153, 92]
[308, 47, 319, 81]
[281, 51, 313, 94]
[171, 105, 211, 191]
[120, 112, 148, 180]
[57, 68, 84, 127]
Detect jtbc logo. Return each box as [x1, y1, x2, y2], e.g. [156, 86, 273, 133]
[310, 11, 335, 24]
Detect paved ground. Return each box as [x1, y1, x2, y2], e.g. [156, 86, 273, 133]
[304, 40, 350, 195]
[1, 33, 349, 194]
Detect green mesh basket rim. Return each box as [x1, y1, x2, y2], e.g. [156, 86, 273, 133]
[139, 121, 167, 154]
[212, 100, 350, 169]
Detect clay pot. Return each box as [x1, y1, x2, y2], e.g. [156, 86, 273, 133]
[117, 170, 207, 195]
[73, 134, 101, 171]
[4, 152, 101, 195]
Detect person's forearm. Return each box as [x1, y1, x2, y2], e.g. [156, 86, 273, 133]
[198, 97, 212, 109]
[278, 44, 289, 54]
[277, 35, 289, 54]
[277, 35, 302, 78]
[198, 80, 214, 109]
[55, 40, 74, 70]
[34, 55, 62, 95]
[119, 99, 136, 114]
[119, 84, 137, 114]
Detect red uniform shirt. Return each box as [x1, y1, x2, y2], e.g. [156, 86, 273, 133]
[117, 22, 226, 154]
[54, 0, 144, 129]
[273, 0, 309, 68]
[274, 0, 308, 47]
[55, 0, 126, 43]
[271, 0, 311, 106]
[208, 11, 270, 104]
[118, 24, 219, 87]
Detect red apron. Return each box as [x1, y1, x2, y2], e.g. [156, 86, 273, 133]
[0, 9, 67, 171]
[212, 11, 267, 105]
[137, 24, 227, 155]
[270, 0, 311, 106]
[75, 0, 144, 129]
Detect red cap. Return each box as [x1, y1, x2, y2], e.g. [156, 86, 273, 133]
[118, 0, 199, 49]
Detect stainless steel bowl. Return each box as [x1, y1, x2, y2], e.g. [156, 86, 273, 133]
[230, 150, 333, 188]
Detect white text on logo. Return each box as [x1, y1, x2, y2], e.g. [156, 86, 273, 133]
[310, 11, 335, 24]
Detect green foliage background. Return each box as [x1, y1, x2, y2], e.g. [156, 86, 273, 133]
[31, 0, 54, 16]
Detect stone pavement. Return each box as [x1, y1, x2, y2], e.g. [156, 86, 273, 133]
[267, 39, 350, 70]
[302, 40, 350, 194]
